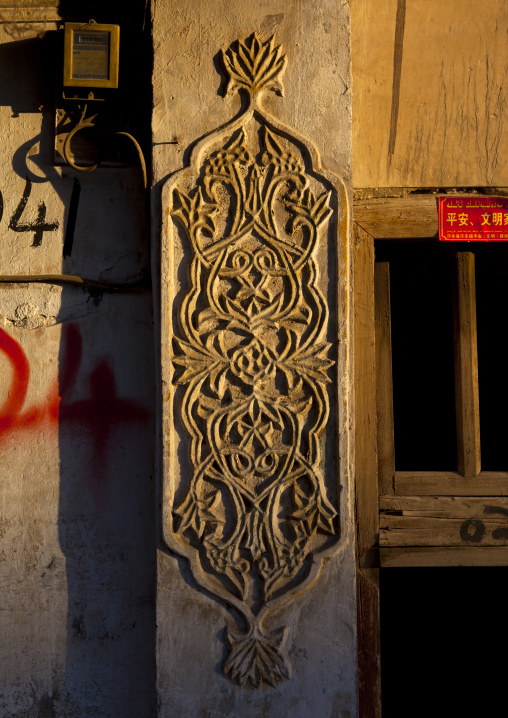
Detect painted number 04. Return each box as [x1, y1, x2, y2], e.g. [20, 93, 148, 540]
[2, 178, 59, 247]
[460, 506, 508, 543]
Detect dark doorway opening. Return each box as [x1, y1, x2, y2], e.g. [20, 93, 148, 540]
[380, 567, 508, 717]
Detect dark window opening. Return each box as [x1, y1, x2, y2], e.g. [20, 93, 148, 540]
[376, 241, 457, 471]
[476, 244, 508, 471]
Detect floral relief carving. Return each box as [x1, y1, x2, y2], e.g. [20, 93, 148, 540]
[162, 33, 349, 687]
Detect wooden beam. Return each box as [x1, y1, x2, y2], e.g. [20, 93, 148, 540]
[380, 514, 508, 547]
[353, 223, 381, 718]
[453, 251, 481, 477]
[380, 494, 508, 517]
[380, 495, 508, 546]
[354, 195, 438, 239]
[395, 471, 508, 495]
[356, 569, 382, 718]
[374, 261, 395, 494]
[354, 223, 379, 562]
[380, 546, 508, 567]
[351, 0, 508, 187]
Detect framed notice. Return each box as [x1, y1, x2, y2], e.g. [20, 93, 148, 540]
[439, 196, 508, 241]
[63, 22, 120, 89]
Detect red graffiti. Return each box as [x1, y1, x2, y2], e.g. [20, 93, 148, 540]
[0, 329, 30, 428]
[59, 332, 150, 483]
[0, 324, 150, 481]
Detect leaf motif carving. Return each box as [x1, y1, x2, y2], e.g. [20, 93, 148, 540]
[285, 342, 334, 384]
[171, 187, 217, 239]
[223, 625, 291, 687]
[263, 127, 304, 173]
[288, 188, 333, 227]
[222, 34, 287, 97]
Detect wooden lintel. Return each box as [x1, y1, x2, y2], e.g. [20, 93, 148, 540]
[353, 195, 439, 239]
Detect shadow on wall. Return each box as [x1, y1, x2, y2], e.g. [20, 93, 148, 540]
[56, 5, 157, 711]
[57, 307, 156, 717]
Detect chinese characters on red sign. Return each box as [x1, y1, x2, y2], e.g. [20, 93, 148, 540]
[439, 196, 508, 241]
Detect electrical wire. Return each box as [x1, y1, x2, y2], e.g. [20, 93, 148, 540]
[0, 274, 149, 292]
[62, 109, 148, 188]
[111, 131, 147, 189]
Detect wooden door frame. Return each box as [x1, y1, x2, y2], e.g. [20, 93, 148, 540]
[353, 192, 508, 717]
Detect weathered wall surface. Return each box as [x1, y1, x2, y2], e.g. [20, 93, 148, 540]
[0, 18, 155, 717]
[2, 2, 358, 716]
[352, 0, 508, 188]
[152, 2, 357, 716]
[152, 2, 351, 189]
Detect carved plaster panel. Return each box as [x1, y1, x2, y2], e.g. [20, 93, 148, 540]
[161, 34, 350, 688]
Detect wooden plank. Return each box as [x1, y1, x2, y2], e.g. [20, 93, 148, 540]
[353, 224, 381, 718]
[354, 195, 438, 239]
[356, 569, 382, 718]
[380, 515, 508, 547]
[477, 471, 508, 480]
[453, 251, 481, 477]
[353, 223, 379, 562]
[380, 495, 508, 518]
[395, 471, 508, 495]
[374, 262, 395, 494]
[351, 0, 508, 187]
[380, 546, 508, 567]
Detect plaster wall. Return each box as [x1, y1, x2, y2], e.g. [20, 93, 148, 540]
[0, 19, 155, 717]
[152, 2, 357, 716]
[0, 3, 358, 716]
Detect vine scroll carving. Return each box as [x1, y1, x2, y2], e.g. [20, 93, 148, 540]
[161, 34, 350, 687]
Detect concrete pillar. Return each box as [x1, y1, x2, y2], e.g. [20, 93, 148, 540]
[152, 2, 357, 716]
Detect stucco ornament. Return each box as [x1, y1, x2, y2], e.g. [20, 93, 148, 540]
[163, 33, 349, 687]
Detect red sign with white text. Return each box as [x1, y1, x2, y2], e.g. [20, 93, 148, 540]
[439, 196, 508, 241]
